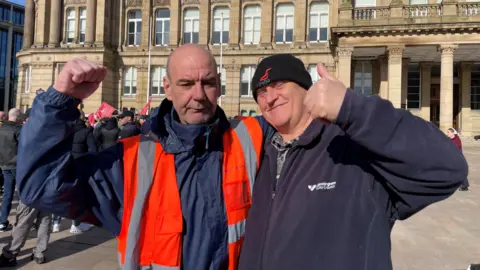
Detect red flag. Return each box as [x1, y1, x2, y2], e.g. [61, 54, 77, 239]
[94, 102, 116, 119]
[88, 114, 95, 127]
[140, 98, 152, 115]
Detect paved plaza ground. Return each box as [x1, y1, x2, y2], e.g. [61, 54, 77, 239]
[0, 145, 479, 270]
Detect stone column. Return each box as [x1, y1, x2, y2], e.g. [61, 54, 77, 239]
[460, 62, 473, 135]
[48, 0, 61, 47]
[336, 47, 353, 88]
[293, 1, 306, 48]
[224, 64, 241, 117]
[141, 0, 152, 48]
[378, 56, 389, 99]
[228, 0, 241, 48]
[94, 0, 106, 46]
[439, 44, 457, 132]
[420, 62, 433, 122]
[199, 0, 210, 45]
[85, 0, 97, 45]
[401, 58, 410, 108]
[387, 46, 404, 108]
[169, 0, 180, 47]
[23, 0, 35, 49]
[260, 0, 273, 48]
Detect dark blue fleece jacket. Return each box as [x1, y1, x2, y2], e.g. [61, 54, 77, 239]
[238, 90, 468, 270]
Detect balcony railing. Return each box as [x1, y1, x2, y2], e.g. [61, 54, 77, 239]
[348, 2, 480, 21]
[352, 7, 390, 20]
[403, 4, 442, 18]
[458, 3, 480, 16]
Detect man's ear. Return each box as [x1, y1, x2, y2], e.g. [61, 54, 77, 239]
[163, 76, 173, 101]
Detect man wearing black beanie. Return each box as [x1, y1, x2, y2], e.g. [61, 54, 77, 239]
[238, 54, 468, 270]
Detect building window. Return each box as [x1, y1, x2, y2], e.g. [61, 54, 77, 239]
[275, 4, 294, 43]
[57, 63, 65, 74]
[407, 64, 421, 109]
[240, 109, 248, 116]
[151, 66, 167, 96]
[308, 64, 321, 83]
[183, 8, 199, 44]
[309, 3, 329, 42]
[0, 4, 10, 22]
[212, 7, 229, 45]
[155, 9, 170, 46]
[66, 8, 76, 43]
[249, 110, 257, 116]
[243, 5, 261, 45]
[127, 10, 142, 46]
[79, 8, 86, 43]
[240, 65, 256, 97]
[24, 65, 31, 94]
[124, 67, 137, 96]
[471, 65, 480, 110]
[353, 61, 372, 96]
[218, 67, 226, 96]
[409, 0, 428, 4]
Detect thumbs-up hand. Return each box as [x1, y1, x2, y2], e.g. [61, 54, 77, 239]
[53, 58, 108, 100]
[303, 63, 347, 123]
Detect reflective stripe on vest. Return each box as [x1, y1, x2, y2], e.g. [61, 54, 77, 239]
[117, 117, 263, 270]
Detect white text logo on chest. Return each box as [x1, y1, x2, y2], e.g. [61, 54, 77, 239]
[308, 182, 336, 191]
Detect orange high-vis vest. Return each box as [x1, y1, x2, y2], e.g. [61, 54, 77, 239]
[117, 117, 263, 270]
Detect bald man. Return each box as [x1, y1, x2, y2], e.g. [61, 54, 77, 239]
[16, 44, 274, 269]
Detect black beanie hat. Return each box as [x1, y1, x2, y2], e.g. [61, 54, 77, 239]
[251, 54, 313, 102]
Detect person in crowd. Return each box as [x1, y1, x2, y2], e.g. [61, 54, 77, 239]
[0, 111, 6, 123]
[52, 116, 97, 234]
[0, 109, 23, 232]
[16, 44, 273, 269]
[117, 110, 140, 140]
[94, 117, 120, 150]
[447, 127, 469, 191]
[0, 114, 52, 266]
[237, 54, 468, 270]
[0, 111, 5, 194]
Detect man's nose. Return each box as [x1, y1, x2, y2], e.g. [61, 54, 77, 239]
[265, 86, 277, 104]
[191, 82, 207, 100]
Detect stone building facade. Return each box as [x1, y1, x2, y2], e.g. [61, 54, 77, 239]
[15, 0, 480, 135]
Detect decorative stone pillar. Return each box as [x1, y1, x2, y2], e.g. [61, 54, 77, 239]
[85, 0, 97, 45]
[293, 1, 306, 48]
[23, 0, 35, 49]
[199, 0, 210, 45]
[169, 0, 180, 47]
[401, 58, 410, 108]
[48, 0, 61, 47]
[387, 46, 404, 108]
[228, 0, 240, 49]
[460, 62, 473, 135]
[260, 0, 273, 48]
[224, 64, 241, 117]
[438, 44, 457, 132]
[378, 56, 388, 99]
[420, 62, 433, 122]
[336, 47, 353, 88]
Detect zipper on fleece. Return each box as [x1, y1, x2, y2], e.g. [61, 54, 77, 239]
[258, 147, 295, 269]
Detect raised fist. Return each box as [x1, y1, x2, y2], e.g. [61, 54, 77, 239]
[53, 58, 107, 100]
[303, 63, 347, 123]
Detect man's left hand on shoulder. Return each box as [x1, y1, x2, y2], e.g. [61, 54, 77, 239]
[304, 64, 348, 123]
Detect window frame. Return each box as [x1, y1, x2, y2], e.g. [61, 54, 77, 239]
[407, 64, 421, 109]
[471, 64, 480, 110]
[243, 5, 261, 45]
[127, 10, 142, 46]
[65, 8, 76, 44]
[240, 65, 256, 97]
[155, 8, 170, 46]
[353, 61, 373, 96]
[150, 66, 167, 96]
[217, 67, 227, 96]
[183, 8, 200, 44]
[275, 3, 294, 44]
[212, 7, 230, 45]
[309, 2, 329, 43]
[308, 64, 321, 83]
[78, 7, 86, 44]
[123, 67, 137, 96]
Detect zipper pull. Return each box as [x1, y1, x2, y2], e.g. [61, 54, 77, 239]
[271, 192, 276, 199]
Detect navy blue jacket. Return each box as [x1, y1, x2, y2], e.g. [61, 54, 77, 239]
[238, 90, 468, 270]
[16, 87, 273, 270]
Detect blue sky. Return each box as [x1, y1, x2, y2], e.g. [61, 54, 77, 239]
[9, 0, 25, 6]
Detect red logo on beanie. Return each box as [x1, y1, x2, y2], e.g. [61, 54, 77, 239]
[260, 68, 272, 82]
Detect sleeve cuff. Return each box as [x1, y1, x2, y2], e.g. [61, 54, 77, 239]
[334, 89, 367, 132]
[40, 86, 82, 108]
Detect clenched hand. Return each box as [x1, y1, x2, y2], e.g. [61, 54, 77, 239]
[53, 58, 108, 100]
